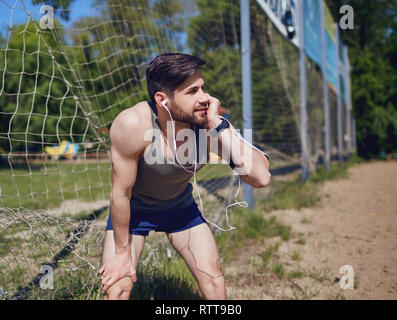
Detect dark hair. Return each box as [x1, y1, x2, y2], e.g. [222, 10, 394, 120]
[146, 53, 206, 103]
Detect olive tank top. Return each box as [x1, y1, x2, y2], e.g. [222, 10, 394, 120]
[130, 101, 207, 213]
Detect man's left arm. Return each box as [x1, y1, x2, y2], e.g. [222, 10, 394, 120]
[206, 116, 271, 188]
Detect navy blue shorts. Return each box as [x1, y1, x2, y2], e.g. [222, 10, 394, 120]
[105, 201, 206, 236]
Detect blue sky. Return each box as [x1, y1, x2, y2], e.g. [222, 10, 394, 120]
[0, 0, 95, 38]
[0, 0, 194, 51]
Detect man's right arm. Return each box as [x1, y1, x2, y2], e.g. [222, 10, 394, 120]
[109, 110, 143, 253]
[100, 109, 146, 293]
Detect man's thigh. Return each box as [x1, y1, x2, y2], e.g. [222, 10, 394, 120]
[166, 223, 223, 279]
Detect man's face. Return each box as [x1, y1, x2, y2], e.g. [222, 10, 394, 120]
[167, 70, 209, 126]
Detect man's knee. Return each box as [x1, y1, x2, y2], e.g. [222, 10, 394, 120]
[201, 273, 225, 293]
[104, 277, 134, 300]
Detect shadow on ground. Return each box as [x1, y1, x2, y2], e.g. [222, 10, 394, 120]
[130, 271, 203, 300]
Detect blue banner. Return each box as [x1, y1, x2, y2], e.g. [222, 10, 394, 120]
[339, 39, 345, 65]
[325, 31, 337, 90]
[303, 0, 322, 67]
[324, 1, 337, 91]
[339, 74, 346, 106]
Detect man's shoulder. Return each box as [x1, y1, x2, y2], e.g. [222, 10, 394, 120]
[110, 101, 151, 134]
[109, 101, 152, 154]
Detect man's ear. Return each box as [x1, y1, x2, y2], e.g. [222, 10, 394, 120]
[154, 92, 169, 108]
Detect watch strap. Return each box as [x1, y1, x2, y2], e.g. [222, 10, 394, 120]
[209, 118, 230, 137]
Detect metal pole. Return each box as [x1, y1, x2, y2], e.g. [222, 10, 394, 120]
[335, 23, 344, 162]
[320, 0, 331, 170]
[240, 0, 254, 207]
[344, 45, 352, 156]
[352, 117, 357, 153]
[348, 52, 357, 154]
[298, 0, 309, 181]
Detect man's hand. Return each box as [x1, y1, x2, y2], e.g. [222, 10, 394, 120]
[204, 94, 222, 129]
[99, 249, 137, 294]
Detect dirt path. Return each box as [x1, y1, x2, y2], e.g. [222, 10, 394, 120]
[226, 161, 397, 300]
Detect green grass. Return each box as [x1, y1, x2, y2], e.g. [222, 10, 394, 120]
[0, 155, 362, 211]
[288, 270, 305, 279]
[291, 250, 302, 261]
[0, 162, 230, 210]
[301, 217, 312, 224]
[130, 243, 201, 300]
[0, 162, 112, 209]
[193, 163, 233, 182]
[261, 243, 280, 269]
[310, 155, 363, 183]
[259, 179, 321, 211]
[0, 233, 24, 256]
[60, 206, 109, 222]
[271, 262, 285, 278]
[216, 207, 291, 263]
[309, 267, 332, 284]
[258, 155, 364, 212]
[296, 233, 306, 245]
[131, 269, 202, 300]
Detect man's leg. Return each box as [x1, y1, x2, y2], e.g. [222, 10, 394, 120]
[167, 223, 226, 299]
[101, 230, 146, 300]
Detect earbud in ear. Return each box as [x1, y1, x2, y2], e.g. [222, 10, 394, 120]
[161, 100, 168, 108]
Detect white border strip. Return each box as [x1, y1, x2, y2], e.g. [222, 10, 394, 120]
[255, 0, 300, 48]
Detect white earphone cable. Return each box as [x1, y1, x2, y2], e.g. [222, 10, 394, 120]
[160, 101, 268, 232]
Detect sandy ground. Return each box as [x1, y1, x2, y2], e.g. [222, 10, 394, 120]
[226, 161, 397, 300]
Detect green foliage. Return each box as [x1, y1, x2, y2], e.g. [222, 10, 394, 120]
[326, 0, 397, 157]
[0, 21, 88, 153]
[0, 0, 302, 159]
[350, 48, 397, 157]
[33, 0, 77, 21]
[0, 0, 186, 155]
[187, 0, 300, 152]
[2, 0, 395, 159]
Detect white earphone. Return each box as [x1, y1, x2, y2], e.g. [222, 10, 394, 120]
[161, 100, 170, 111]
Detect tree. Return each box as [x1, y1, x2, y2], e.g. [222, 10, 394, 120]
[0, 21, 88, 154]
[33, 0, 77, 21]
[67, 0, 186, 128]
[187, 0, 301, 153]
[326, 0, 397, 157]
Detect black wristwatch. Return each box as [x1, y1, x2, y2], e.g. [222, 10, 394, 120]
[208, 118, 230, 137]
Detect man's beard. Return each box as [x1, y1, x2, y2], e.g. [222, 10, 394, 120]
[168, 100, 207, 126]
